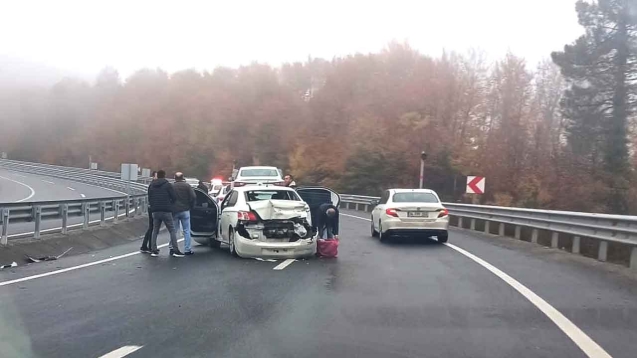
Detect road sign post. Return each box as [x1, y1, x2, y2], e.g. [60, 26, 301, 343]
[419, 151, 427, 189]
[466, 176, 485, 194]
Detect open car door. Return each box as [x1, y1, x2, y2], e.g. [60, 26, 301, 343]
[295, 187, 341, 233]
[191, 188, 220, 245]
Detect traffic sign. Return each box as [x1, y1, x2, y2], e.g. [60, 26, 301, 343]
[466, 176, 485, 194]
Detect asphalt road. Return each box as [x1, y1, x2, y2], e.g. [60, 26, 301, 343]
[0, 168, 130, 237]
[1, 211, 637, 358]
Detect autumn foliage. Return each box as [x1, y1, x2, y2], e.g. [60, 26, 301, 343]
[0, 41, 635, 214]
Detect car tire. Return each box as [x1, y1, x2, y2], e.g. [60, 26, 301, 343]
[229, 228, 239, 257]
[371, 219, 379, 237]
[379, 223, 388, 242]
[437, 232, 448, 243]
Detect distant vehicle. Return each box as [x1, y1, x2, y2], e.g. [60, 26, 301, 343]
[192, 184, 340, 259]
[370, 189, 449, 243]
[214, 184, 232, 204]
[209, 178, 225, 197]
[231, 166, 284, 188]
[185, 177, 200, 188]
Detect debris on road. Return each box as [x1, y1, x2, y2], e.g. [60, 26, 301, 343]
[25, 247, 73, 263]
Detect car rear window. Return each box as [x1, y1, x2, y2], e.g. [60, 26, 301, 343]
[245, 190, 300, 202]
[392, 192, 439, 203]
[240, 169, 279, 177]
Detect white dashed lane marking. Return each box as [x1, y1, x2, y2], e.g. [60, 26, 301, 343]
[273, 259, 296, 270]
[80, 194, 86, 198]
[42, 180, 54, 184]
[66, 187, 75, 191]
[99, 345, 143, 358]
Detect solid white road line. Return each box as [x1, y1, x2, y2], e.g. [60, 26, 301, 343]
[341, 213, 371, 221]
[42, 180, 54, 184]
[0, 238, 184, 287]
[341, 212, 612, 358]
[99, 345, 143, 358]
[66, 187, 75, 191]
[0, 175, 36, 202]
[273, 258, 296, 270]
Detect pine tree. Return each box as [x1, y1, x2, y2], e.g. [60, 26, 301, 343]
[552, 0, 637, 214]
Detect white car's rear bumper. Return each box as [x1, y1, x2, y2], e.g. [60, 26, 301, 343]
[235, 235, 317, 259]
[382, 217, 449, 234]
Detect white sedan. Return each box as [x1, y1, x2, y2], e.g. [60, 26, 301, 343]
[370, 189, 449, 242]
[192, 184, 340, 259]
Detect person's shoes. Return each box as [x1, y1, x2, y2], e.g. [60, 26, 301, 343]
[184, 251, 194, 256]
[140, 247, 151, 254]
[171, 250, 185, 258]
[150, 250, 160, 257]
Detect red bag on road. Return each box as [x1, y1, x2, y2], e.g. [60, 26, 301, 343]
[317, 238, 338, 258]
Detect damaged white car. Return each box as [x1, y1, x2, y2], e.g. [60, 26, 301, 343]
[191, 184, 340, 259]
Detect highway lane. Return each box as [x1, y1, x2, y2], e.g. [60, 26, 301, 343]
[0, 168, 126, 203]
[1, 213, 636, 357]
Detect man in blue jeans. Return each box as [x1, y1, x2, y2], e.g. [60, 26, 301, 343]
[172, 172, 196, 255]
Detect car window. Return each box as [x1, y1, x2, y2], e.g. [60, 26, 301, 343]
[195, 190, 213, 208]
[225, 191, 239, 207]
[392, 192, 439, 203]
[245, 190, 300, 202]
[239, 169, 279, 177]
[380, 191, 390, 204]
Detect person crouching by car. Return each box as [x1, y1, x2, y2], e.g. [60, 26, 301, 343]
[316, 202, 339, 240]
[173, 172, 196, 256]
[148, 170, 184, 258]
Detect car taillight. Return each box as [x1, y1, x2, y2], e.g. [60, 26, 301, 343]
[238, 211, 258, 221]
[385, 208, 399, 217]
[438, 208, 449, 218]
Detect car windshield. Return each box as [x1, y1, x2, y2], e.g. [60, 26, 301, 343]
[245, 190, 299, 201]
[239, 169, 279, 177]
[392, 192, 439, 203]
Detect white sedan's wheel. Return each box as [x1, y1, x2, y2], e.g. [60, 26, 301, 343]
[379, 222, 388, 242]
[229, 229, 239, 257]
[371, 219, 379, 237]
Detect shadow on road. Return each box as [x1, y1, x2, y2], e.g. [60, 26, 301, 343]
[379, 235, 446, 248]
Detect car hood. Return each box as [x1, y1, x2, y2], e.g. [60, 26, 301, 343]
[248, 200, 309, 220]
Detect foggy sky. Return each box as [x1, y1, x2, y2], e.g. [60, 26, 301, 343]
[0, 0, 583, 80]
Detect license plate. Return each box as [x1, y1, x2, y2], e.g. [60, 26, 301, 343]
[408, 211, 426, 217]
[263, 248, 289, 254]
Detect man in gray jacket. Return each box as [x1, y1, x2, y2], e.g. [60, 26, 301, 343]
[172, 172, 196, 255]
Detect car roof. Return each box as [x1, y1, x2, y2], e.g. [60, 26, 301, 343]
[238, 166, 279, 170]
[232, 184, 296, 192]
[389, 188, 436, 194]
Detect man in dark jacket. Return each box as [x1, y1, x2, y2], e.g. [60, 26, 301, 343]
[197, 180, 208, 192]
[140, 171, 158, 253]
[148, 170, 184, 257]
[316, 202, 339, 240]
[173, 172, 196, 255]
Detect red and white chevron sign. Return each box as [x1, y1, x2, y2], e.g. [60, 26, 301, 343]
[466, 176, 485, 194]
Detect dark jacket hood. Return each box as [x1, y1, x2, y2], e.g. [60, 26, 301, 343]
[151, 178, 170, 188]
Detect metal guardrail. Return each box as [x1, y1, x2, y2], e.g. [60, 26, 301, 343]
[339, 194, 637, 269]
[0, 159, 152, 244]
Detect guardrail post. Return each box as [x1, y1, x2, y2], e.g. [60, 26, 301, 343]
[134, 198, 141, 215]
[458, 217, 463, 229]
[514, 226, 521, 240]
[364, 204, 369, 212]
[61, 204, 69, 234]
[470, 219, 475, 230]
[83, 203, 90, 229]
[34, 205, 42, 239]
[630, 247, 637, 270]
[1, 208, 9, 245]
[484, 221, 490, 234]
[113, 200, 119, 223]
[100, 201, 106, 226]
[598, 241, 608, 262]
[354, 203, 359, 211]
[125, 197, 131, 218]
[572, 236, 580, 254]
[498, 223, 505, 236]
[531, 229, 538, 243]
[551, 232, 559, 248]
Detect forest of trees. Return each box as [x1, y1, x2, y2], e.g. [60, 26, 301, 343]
[1, 0, 636, 214]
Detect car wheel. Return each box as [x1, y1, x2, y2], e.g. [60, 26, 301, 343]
[229, 228, 239, 257]
[379, 222, 388, 242]
[437, 232, 448, 243]
[371, 219, 379, 237]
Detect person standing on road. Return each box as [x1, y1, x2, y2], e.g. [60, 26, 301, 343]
[140, 171, 158, 253]
[148, 170, 184, 258]
[284, 174, 297, 189]
[173, 172, 196, 256]
[197, 180, 208, 192]
[316, 202, 339, 240]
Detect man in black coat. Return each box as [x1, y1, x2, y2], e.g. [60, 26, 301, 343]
[316, 202, 339, 240]
[140, 171, 157, 253]
[148, 170, 184, 257]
